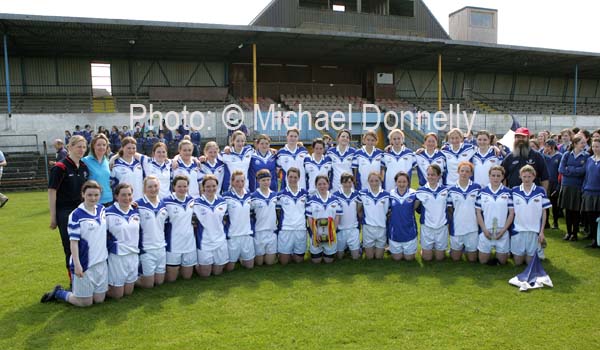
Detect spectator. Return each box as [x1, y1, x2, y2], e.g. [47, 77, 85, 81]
[82, 134, 113, 206]
[73, 125, 83, 137]
[64, 130, 72, 145]
[501, 127, 549, 191]
[227, 118, 249, 144]
[49, 139, 68, 166]
[190, 127, 201, 152]
[0, 149, 7, 208]
[98, 126, 110, 138]
[543, 139, 562, 229]
[83, 124, 93, 144]
[122, 125, 133, 138]
[109, 126, 122, 154]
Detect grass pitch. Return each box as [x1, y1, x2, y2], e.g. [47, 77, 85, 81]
[1, 191, 599, 349]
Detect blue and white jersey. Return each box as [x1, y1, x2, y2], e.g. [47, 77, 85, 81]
[416, 183, 449, 229]
[304, 155, 333, 195]
[250, 189, 278, 233]
[172, 159, 202, 198]
[110, 157, 144, 200]
[135, 196, 168, 251]
[193, 195, 228, 250]
[248, 150, 278, 192]
[381, 146, 417, 191]
[220, 145, 254, 191]
[476, 184, 513, 231]
[68, 203, 108, 272]
[352, 146, 384, 190]
[388, 188, 418, 242]
[511, 184, 551, 235]
[415, 149, 446, 186]
[140, 155, 172, 198]
[327, 145, 356, 191]
[447, 181, 481, 236]
[163, 194, 196, 254]
[441, 143, 476, 185]
[106, 204, 140, 255]
[357, 187, 390, 228]
[306, 192, 342, 220]
[223, 190, 253, 237]
[200, 158, 227, 194]
[276, 186, 308, 231]
[471, 148, 503, 187]
[332, 189, 360, 230]
[277, 145, 310, 190]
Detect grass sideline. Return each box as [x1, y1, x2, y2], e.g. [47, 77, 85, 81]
[1, 190, 599, 350]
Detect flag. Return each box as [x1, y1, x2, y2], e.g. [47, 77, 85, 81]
[497, 115, 520, 152]
[510, 114, 521, 131]
[508, 252, 553, 292]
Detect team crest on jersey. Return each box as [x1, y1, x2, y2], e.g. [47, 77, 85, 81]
[245, 154, 251, 159]
[406, 198, 414, 203]
[526, 159, 535, 165]
[490, 160, 496, 163]
[470, 193, 477, 198]
[217, 168, 224, 173]
[199, 209, 208, 215]
[217, 206, 225, 211]
[132, 216, 140, 222]
[512, 160, 519, 165]
[435, 159, 443, 164]
[500, 194, 509, 199]
[461, 154, 468, 157]
[403, 156, 409, 160]
[534, 198, 540, 202]
[255, 160, 261, 165]
[514, 199, 522, 205]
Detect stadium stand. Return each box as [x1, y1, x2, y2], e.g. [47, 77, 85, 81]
[281, 94, 368, 112]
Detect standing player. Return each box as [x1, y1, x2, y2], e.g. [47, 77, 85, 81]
[277, 128, 309, 190]
[471, 130, 503, 187]
[357, 172, 390, 259]
[248, 134, 278, 192]
[276, 167, 309, 265]
[332, 173, 361, 260]
[388, 172, 419, 261]
[415, 133, 446, 186]
[353, 131, 383, 190]
[328, 129, 356, 192]
[41, 181, 108, 307]
[163, 175, 197, 282]
[172, 140, 202, 198]
[223, 171, 255, 271]
[441, 128, 476, 186]
[106, 183, 140, 299]
[250, 169, 279, 266]
[381, 129, 417, 191]
[415, 164, 449, 261]
[140, 142, 172, 198]
[558, 136, 588, 241]
[447, 162, 481, 262]
[307, 175, 342, 264]
[199, 141, 227, 194]
[110, 137, 144, 200]
[304, 138, 333, 195]
[221, 130, 254, 192]
[476, 166, 514, 265]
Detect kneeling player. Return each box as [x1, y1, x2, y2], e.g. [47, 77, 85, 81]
[277, 167, 309, 265]
[357, 172, 390, 259]
[388, 172, 418, 261]
[250, 169, 278, 266]
[415, 164, 449, 261]
[223, 171, 255, 271]
[333, 173, 361, 260]
[307, 175, 342, 263]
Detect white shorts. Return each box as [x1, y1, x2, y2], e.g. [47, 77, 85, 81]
[108, 253, 138, 287]
[420, 225, 448, 251]
[228, 235, 256, 263]
[478, 232, 510, 254]
[450, 232, 479, 253]
[254, 230, 277, 256]
[278, 230, 307, 255]
[166, 251, 198, 267]
[362, 225, 386, 249]
[309, 238, 337, 256]
[336, 228, 360, 251]
[197, 241, 229, 266]
[389, 238, 417, 255]
[139, 248, 166, 276]
[72, 261, 108, 298]
[511, 231, 540, 257]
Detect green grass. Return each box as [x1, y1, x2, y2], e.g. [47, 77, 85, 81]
[1, 191, 599, 349]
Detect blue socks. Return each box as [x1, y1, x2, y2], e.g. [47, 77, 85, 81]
[56, 289, 70, 301]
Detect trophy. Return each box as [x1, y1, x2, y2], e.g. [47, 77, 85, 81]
[312, 217, 336, 246]
[316, 218, 330, 243]
[491, 217, 498, 240]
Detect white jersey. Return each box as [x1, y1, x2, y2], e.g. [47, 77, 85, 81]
[193, 195, 228, 250]
[352, 146, 384, 190]
[200, 158, 226, 194]
[327, 146, 356, 192]
[332, 189, 360, 230]
[447, 181, 481, 236]
[135, 196, 168, 251]
[416, 183, 449, 229]
[68, 203, 108, 272]
[357, 187, 390, 228]
[223, 189, 253, 237]
[106, 204, 140, 255]
[110, 157, 144, 200]
[277, 145, 310, 190]
[415, 149, 446, 186]
[220, 145, 254, 191]
[276, 186, 308, 231]
[304, 155, 333, 195]
[306, 192, 342, 220]
[511, 184, 551, 234]
[381, 146, 417, 191]
[251, 189, 278, 233]
[172, 159, 202, 198]
[163, 194, 196, 254]
[471, 148, 503, 187]
[476, 184, 513, 231]
[141, 155, 172, 198]
[441, 143, 476, 185]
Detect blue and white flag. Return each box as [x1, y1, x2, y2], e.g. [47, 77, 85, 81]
[508, 252, 553, 291]
[497, 115, 521, 152]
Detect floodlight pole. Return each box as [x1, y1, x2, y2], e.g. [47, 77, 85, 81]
[253, 43, 257, 106]
[573, 63, 578, 115]
[3, 34, 11, 117]
[437, 53, 442, 111]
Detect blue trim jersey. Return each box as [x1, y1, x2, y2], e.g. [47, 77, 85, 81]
[223, 190, 253, 237]
[106, 204, 140, 255]
[476, 184, 513, 231]
[220, 145, 254, 191]
[471, 148, 503, 187]
[357, 187, 390, 228]
[447, 181, 481, 236]
[276, 186, 308, 231]
[68, 203, 108, 272]
[304, 155, 333, 194]
[110, 157, 144, 200]
[388, 188, 418, 242]
[415, 149, 446, 186]
[327, 146, 356, 191]
[277, 145, 310, 190]
[172, 159, 202, 198]
[306, 192, 342, 238]
[193, 195, 228, 250]
[441, 143, 476, 185]
[135, 196, 169, 252]
[200, 159, 227, 194]
[332, 189, 360, 230]
[352, 146, 384, 190]
[416, 183, 449, 229]
[250, 189, 278, 233]
[511, 184, 551, 234]
[163, 194, 196, 254]
[140, 155, 172, 198]
[381, 146, 417, 191]
[248, 150, 278, 192]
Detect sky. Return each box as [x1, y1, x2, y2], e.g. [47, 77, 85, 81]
[0, 0, 598, 53]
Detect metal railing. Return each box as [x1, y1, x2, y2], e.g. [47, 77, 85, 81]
[0, 134, 40, 154]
